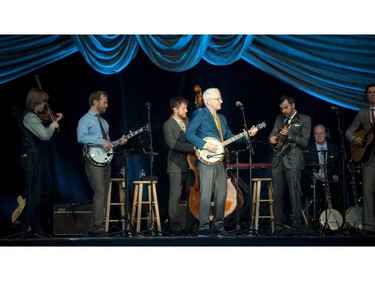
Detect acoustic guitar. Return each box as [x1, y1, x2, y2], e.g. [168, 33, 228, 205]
[350, 123, 374, 162]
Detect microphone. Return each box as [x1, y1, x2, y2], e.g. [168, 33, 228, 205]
[145, 102, 151, 109]
[235, 101, 244, 108]
[330, 105, 339, 111]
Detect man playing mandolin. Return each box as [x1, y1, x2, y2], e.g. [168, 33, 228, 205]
[186, 88, 258, 237]
[345, 83, 375, 235]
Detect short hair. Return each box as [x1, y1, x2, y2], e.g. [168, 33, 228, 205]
[203, 88, 220, 103]
[89, 90, 108, 106]
[279, 95, 294, 105]
[365, 83, 375, 94]
[169, 97, 189, 112]
[25, 88, 49, 110]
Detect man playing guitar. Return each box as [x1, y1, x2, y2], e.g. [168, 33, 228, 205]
[345, 83, 375, 235]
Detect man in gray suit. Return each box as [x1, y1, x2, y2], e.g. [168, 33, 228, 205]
[269, 95, 311, 234]
[163, 97, 196, 235]
[345, 83, 375, 234]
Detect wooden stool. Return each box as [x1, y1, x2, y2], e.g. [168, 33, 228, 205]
[131, 180, 161, 233]
[252, 178, 275, 233]
[105, 178, 126, 232]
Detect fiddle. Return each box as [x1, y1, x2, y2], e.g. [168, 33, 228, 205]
[39, 102, 62, 123]
[35, 74, 63, 128]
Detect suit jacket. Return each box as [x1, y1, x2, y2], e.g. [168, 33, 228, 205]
[345, 106, 374, 164]
[269, 112, 311, 169]
[303, 142, 342, 180]
[163, 115, 195, 173]
[185, 106, 236, 151]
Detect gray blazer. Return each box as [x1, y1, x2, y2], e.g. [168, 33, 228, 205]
[163, 115, 195, 173]
[269, 112, 311, 169]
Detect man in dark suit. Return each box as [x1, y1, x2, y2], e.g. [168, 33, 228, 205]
[269, 95, 311, 234]
[163, 97, 196, 235]
[345, 83, 375, 234]
[302, 124, 342, 222]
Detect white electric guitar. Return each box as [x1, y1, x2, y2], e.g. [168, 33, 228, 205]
[195, 122, 266, 166]
[85, 124, 150, 166]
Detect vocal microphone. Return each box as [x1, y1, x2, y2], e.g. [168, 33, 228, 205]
[235, 101, 244, 108]
[145, 102, 151, 109]
[330, 105, 339, 111]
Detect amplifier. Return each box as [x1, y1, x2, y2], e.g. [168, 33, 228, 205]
[53, 204, 92, 236]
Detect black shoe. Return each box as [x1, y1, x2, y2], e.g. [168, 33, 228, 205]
[197, 229, 212, 237]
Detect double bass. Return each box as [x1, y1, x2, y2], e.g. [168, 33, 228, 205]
[187, 85, 243, 222]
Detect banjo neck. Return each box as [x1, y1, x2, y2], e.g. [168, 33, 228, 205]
[349, 164, 360, 207]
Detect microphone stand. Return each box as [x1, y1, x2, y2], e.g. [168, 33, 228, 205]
[120, 148, 135, 237]
[334, 108, 348, 216]
[238, 104, 256, 235]
[145, 104, 158, 236]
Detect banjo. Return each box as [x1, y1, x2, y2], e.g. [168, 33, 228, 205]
[345, 163, 363, 229]
[319, 181, 343, 231]
[85, 124, 149, 166]
[195, 121, 266, 166]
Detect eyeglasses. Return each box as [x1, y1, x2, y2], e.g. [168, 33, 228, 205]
[210, 97, 223, 101]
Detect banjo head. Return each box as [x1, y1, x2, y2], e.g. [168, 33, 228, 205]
[195, 137, 225, 166]
[319, 208, 343, 231]
[345, 206, 363, 230]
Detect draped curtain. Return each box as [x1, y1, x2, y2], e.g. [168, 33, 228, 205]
[1, 34, 375, 110]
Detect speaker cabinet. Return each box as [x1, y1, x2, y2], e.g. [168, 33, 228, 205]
[53, 204, 92, 236]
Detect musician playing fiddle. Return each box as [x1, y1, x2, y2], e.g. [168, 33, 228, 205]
[268, 95, 311, 235]
[20, 88, 63, 237]
[186, 88, 257, 237]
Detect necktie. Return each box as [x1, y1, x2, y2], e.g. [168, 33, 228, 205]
[372, 108, 375, 123]
[319, 146, 326, 178]
[284, 117, 291, 126]
[97, 115, 108, 140]
[214, 113, 223, 141]
[179, 120, 186, 133]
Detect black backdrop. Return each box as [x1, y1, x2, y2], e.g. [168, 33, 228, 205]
[0, 48, 358, 235]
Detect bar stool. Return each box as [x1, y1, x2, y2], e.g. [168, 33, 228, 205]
[104, 178, 126, 232]
[131, 180, 161, 233]
[252, 177, 275, 233]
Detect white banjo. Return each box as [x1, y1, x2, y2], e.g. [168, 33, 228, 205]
[345, 163, 363, 229]
[195, 122, 266, 166]
[85, 124, 149, 166]
[319, 182, 343, 231]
